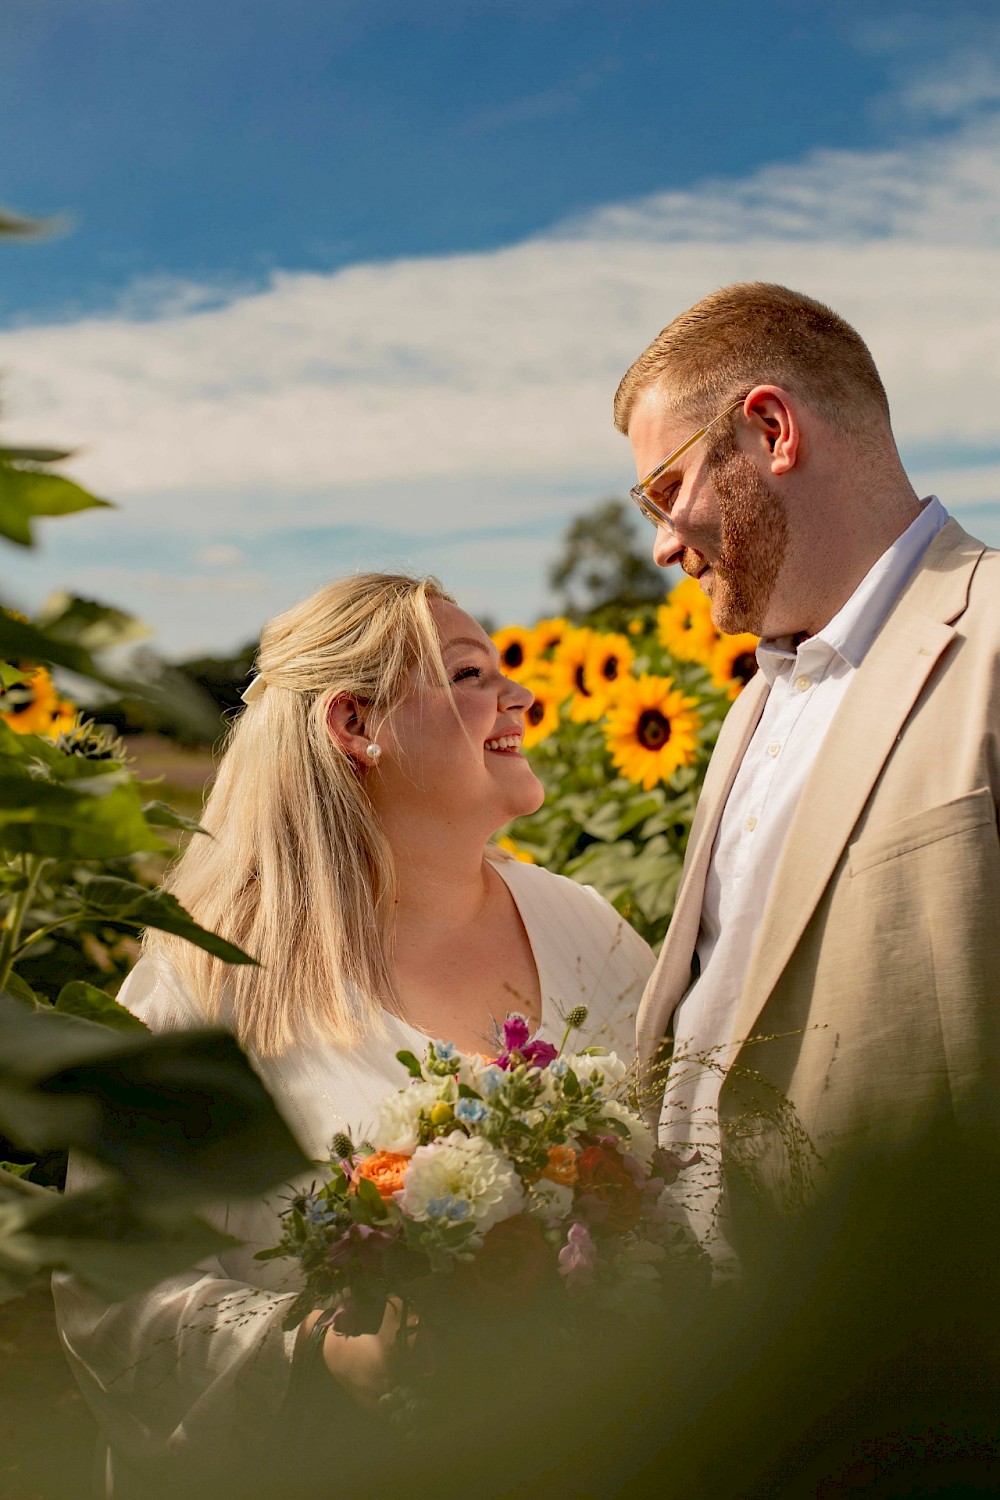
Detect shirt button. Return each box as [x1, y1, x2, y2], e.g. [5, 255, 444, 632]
[795, 674, 812, 693]
[745, 815, 758, 832]
[768, 742, 781, 758]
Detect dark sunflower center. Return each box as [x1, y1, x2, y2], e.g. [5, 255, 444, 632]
[733, 652, 758, 686]
[574, 665, 592, 697]
[503, 642, 525, 669]
[527, 701, 545, 726]
[602, 655, 619, 682]
[681, 612, 694, 632]
[637, 709, 672, 751]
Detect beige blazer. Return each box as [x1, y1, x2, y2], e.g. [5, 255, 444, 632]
[637, 518, 1000, 1190]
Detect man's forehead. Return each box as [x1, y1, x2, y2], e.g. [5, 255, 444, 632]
[628, 384, 690, 458]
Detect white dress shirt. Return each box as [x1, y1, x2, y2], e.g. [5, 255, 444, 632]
[660, 496, 949, 1253]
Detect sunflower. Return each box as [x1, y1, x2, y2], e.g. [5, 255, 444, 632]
[521, 677, 560, 749]
[656, 577, 720, 664]
[491, 625, 536, 680]
[582, 631, 635, 711]
[550, 627, 603, 723]
[529, 616, 570, 660]
[1, 666, 77, 740]
[710, 633, 760, 699]
[603, 673, 702, 790]
[493, 835, 537, 865]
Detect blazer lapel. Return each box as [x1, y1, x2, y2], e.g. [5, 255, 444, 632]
[729, 522, 982, 1051]
[637, 671, 769, 1059]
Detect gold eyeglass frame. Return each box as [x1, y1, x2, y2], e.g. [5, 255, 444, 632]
[630, 398, 745, 530]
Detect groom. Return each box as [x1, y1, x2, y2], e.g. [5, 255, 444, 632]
[616, 283, 1000, 1231]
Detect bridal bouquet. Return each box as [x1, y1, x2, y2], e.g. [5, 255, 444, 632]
[258, 1009, 705, 1336]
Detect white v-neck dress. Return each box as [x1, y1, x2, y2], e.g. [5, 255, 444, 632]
[53, 857, 653, 1490]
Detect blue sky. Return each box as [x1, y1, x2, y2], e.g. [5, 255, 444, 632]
[3, 0, 1000, 654]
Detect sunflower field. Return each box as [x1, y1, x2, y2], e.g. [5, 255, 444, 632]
[494, 576, 760, 948]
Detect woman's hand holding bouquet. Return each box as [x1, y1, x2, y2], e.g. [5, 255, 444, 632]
[260, 1008, 706, 1413]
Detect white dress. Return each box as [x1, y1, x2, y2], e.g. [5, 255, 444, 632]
[53, 857, 653, 1492]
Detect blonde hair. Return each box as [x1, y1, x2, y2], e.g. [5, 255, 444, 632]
[147, 573, 454, 1057]
[613, 282, 891, 438]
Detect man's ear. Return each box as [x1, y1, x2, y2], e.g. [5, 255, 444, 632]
[743, 385, 800, 476]
[325, 694, 372, 764]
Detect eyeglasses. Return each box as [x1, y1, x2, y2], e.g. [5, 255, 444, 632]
[630, 398, 745, 530]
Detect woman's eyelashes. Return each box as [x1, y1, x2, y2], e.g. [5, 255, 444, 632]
[451, 665, 483, 683]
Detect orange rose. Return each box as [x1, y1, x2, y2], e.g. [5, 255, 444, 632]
[353, 1151, 410, 1199]
[541, 1145, 578, 1187]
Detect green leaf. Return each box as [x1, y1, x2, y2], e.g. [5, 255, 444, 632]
[395, 1049, 423, 1080]
[75, 877, 255, 964]
[54, 981, 149, 1033]
[355, 1177, 388, 1218]
[142, 801, 209, 835]
[0, 445, 74, 463]
[562, 1069, 580, 1099]
[0, 662, 33, 690]
[35, 592, 149, 652]
[0, 770, 169, 859]
[0, 992, 310, 1202]
[1, 974, 42, 1011]
[0, 1186, 237, 1302]
[0, 611, 104, 680]
[0, 1161, 36, 1181]
[0, 462, 112, 547]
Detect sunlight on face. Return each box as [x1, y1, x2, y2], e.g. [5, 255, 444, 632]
[373, 599, 544, 835]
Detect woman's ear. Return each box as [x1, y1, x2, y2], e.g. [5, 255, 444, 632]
[325, 694, 373, 764]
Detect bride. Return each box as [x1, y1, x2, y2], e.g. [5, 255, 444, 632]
[54, 573, 654, 1495]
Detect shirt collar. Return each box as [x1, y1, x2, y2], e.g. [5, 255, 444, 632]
[756, 496, 949, 682]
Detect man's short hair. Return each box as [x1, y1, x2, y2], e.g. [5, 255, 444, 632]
[613, 282, 891, 438]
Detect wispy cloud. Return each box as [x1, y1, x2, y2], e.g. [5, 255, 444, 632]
[3, 88, 1000, 652]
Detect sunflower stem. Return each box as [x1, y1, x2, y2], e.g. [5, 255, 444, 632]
[0, 854, 50, 993]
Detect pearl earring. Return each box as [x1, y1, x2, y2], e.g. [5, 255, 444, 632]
[365, 742, 382, 763]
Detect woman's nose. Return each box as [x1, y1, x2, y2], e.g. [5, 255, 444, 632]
[502, 676, 534, 710]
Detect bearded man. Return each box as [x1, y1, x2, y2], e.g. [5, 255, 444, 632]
[616, 283, 1000, 1253]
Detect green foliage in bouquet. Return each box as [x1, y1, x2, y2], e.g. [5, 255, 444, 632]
[493, 580, 761, 946]
[258, 1012, 707, 1341]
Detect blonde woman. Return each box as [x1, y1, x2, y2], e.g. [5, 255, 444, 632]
[54, 574, 653, 1495]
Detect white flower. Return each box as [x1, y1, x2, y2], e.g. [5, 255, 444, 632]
[398, 1134, 524, 1232]
[455, 1050, 492, 1091]
[526, 1178, 575, 1222]
[598, 1098, 655, 1168]
[563, 1050, 628, 1088]
[372, 1081, 445, 1153]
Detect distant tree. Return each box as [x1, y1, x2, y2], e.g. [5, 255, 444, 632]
[549, 498, 665, 624]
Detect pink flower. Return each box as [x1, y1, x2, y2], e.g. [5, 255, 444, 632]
[558, 1221, 597, 1291]
[495, 1013, 558, 1071]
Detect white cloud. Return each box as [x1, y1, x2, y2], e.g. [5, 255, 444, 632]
[3, 102, 1000, 650]
[194, 543, 248, 568]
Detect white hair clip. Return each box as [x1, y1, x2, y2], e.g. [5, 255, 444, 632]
[241, 675, 268, 705]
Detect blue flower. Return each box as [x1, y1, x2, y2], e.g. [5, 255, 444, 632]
[426, 1194, 471, 1222]
[432, 1040, 457, 1061]
[479, 1066, 504, 1097]
[455, 1097, 488, 1125]
[549, 1059, 569, 1078]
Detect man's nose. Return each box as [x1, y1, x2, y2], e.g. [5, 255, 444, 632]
[652, 524, 684, 570]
